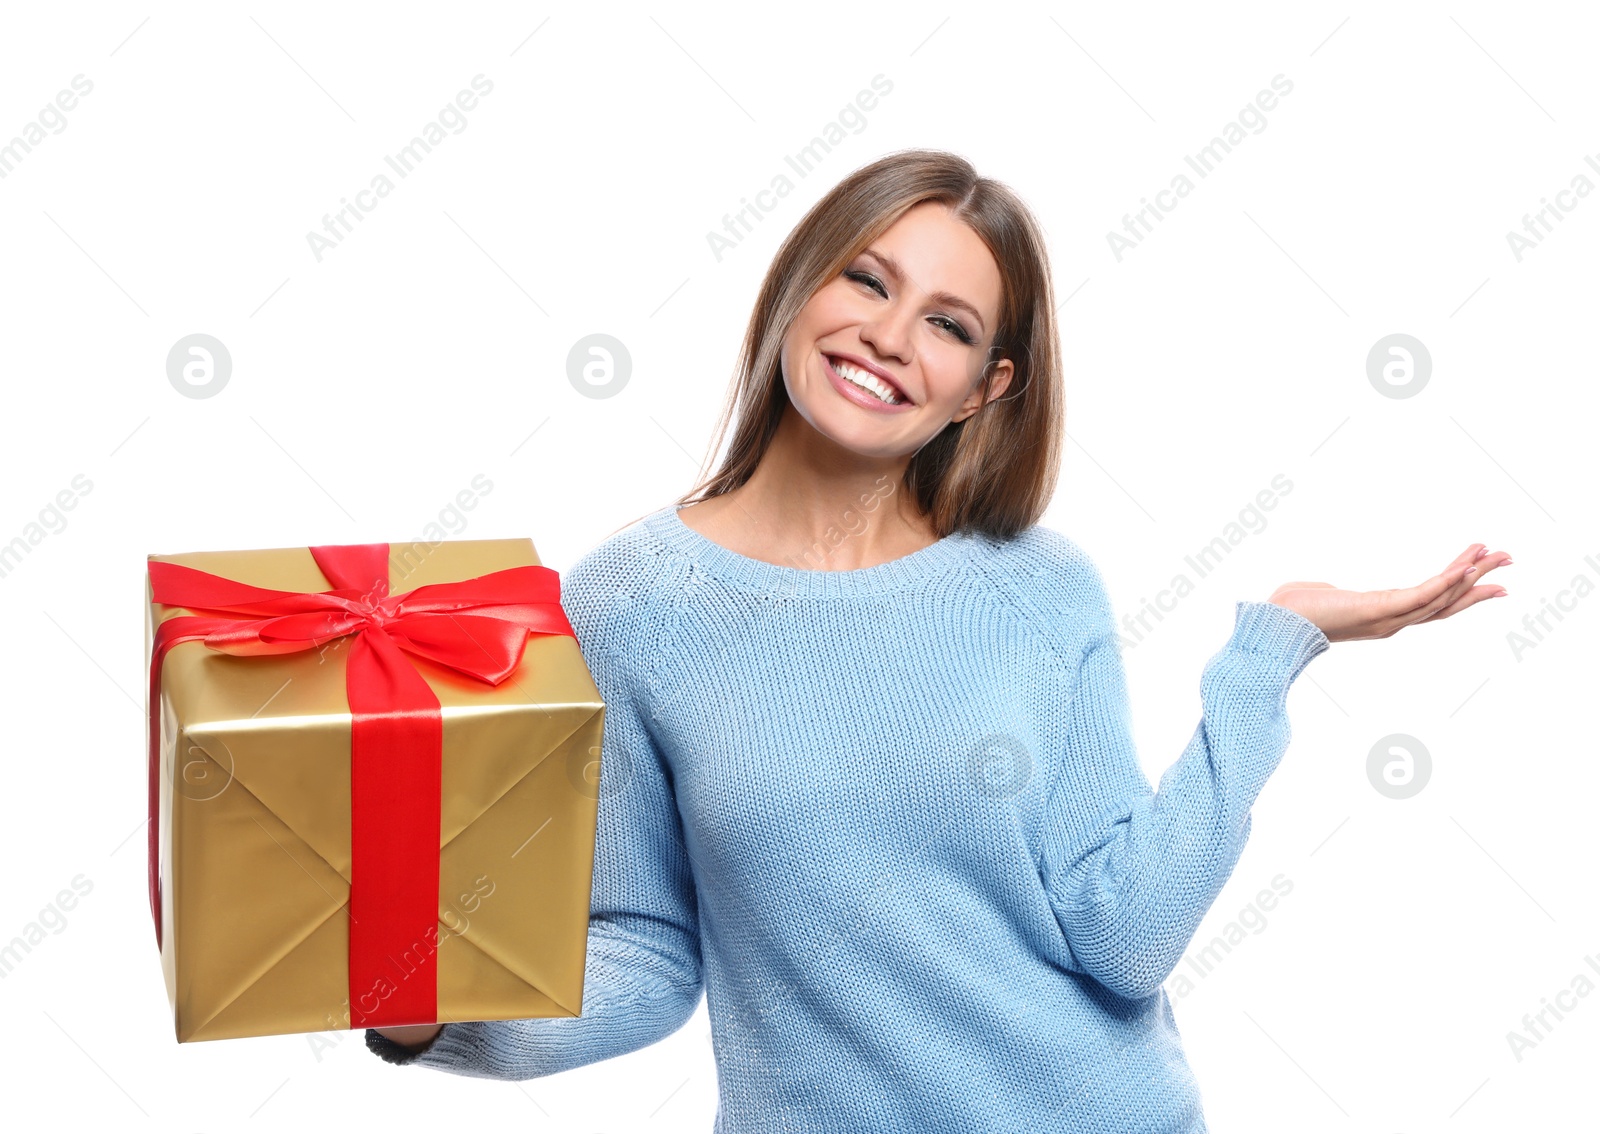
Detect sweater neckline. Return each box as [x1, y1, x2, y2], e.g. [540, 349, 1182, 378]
[643, 502, 977, 596]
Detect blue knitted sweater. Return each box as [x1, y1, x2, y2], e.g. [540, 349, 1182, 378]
[367, 502, 1330, 1132]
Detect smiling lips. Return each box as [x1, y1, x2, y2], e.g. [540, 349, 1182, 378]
[824, 353, 910, 407]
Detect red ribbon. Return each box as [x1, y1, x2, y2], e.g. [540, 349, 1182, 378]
[146, 543, 576, 1028]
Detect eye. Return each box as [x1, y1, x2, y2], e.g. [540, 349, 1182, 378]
[933, 316, 975, 345]
[844, 270, 975, 344]
[844, 269, 886, 296]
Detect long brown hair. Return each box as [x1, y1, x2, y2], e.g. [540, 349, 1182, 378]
[677, 148, 1063, 542]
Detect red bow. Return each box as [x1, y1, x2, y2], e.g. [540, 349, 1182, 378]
[146, 543, 576, 1028]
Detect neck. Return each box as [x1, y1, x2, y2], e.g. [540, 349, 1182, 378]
[713, 407, 940, 571]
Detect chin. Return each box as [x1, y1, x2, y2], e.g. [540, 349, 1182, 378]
[819, 415, 916, 461]
[785, 376, 916, 458]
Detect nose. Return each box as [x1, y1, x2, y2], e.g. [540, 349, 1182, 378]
[858, 297, 915, 365]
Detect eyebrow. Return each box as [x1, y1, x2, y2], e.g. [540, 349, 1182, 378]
[857, 248, 988, 337]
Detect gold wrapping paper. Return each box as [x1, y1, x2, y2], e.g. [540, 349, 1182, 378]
[144, 539, 604, 1042]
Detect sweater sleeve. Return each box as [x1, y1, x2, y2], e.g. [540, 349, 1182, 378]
[1035, 573, 1329, 1002]
[367, 553, 704, 1078]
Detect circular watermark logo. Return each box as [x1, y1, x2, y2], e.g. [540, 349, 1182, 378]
[567, 742, 631, 800]
[1366, 333, 1431, 400]
[566, 333, 631, 399]
[1366, 732, 1431, 799]
[175, 736, 235, 801]
[166, 333, 232, 399]
[966, 732, 1032, 799]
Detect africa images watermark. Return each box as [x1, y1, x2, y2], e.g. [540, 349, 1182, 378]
[313, 472, 497, 669]
[785, 473, 897, 570]
[1504, 150, 1600, 262]
[1164, 872, 1292, 999]
[1106, 74, 1295, 262]
[306, 74, 495, 263]
[0, 874, 94, 979]
[706, 74, 894, 263]
[386, 472, 495, 587]
[1503, 552, 1597, 661]
[0, 74, 93, 181]
[1116, 473, 1295, 651]
[1505, 951, 1600, 1063]
[0, 473, 93, 582]
[306, 872, 497, 1060]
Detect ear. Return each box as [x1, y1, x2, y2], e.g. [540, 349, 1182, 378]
[950, 356, 1015, 424]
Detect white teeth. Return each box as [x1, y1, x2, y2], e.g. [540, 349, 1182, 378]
[830, 358, 901, 404]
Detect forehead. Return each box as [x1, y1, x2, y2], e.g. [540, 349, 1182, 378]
[867, 202, 1002, 318]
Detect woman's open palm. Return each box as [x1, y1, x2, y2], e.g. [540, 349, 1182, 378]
[1268, 544, 1511, 644]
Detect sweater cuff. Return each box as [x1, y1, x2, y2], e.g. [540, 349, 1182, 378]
[365, 1026, 445, 1065]
[1229, 600, 1330, 679]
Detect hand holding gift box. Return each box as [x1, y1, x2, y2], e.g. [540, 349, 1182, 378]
[143, 538, 605, 1042]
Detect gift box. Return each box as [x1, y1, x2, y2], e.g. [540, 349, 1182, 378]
[143, 538, 605, 1042]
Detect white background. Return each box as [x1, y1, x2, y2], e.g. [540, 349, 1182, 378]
[1, 2, 1596, 1131]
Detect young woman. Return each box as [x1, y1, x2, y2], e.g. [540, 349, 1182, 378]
[368, 149, 1509, 1131]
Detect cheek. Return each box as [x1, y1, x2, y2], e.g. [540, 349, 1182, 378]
[800, 283, 866, 329]
[778, 333, 803, 391]
[926, 358, 981, 413]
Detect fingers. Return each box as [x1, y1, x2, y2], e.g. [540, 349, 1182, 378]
[1462, 550, 1512, 590]
[1420, 550, 1511, 622]
[1447, 543, 1487, 571]
[1393, 560, 1478, 617]
[1415, 583, 1505, 624]
[1370, 551, 1492, 636]
[1399, 549, 1512, 626]
[1396, 547, 1511, 615]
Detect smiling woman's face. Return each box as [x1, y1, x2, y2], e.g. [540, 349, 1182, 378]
[780, 200, 1014, 461]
